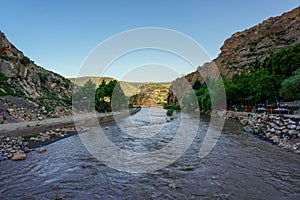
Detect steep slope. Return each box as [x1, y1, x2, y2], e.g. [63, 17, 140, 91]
[168, 6, 300, 104]
[129, 83, 170, 107]
[0, 31, 74, 99]
[0, 31, 74, 121]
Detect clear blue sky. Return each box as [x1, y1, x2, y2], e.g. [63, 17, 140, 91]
[0, 0, 299, 81]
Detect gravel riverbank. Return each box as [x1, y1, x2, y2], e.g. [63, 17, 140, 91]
[0, 108, 141, 161]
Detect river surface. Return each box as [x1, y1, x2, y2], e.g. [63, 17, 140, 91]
[0, 108, 299, 199]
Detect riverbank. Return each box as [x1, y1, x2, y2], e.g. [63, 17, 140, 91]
[226, 111, 300, 154]
[0, 108, 141, 161]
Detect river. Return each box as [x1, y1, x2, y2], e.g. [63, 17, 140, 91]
[0, 108, 299, 199]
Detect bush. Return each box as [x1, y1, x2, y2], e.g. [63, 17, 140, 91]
[166, 109, 174, 116]
[20, 56, 30, 65]
[37, 72, 48, 82]
[163, 104, 180, 110]
[0, 71, 13, 96]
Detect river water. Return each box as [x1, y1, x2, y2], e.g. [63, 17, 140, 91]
[0, 108, 299, 199]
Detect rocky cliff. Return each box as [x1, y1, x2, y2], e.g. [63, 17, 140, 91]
[168, 6, 300, 104]
[0, 31, 74, 121]
[129, 83, 170, 107]
[0, 31, 74, 99]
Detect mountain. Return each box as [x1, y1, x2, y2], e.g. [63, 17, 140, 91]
[0, 31, 74, 99]
[129, 82, 170, 107]
[69, 76, 171, 104]
[68, 76, 115, 87]
[168, 6, 300, 104]
[0, 31, 74, 121]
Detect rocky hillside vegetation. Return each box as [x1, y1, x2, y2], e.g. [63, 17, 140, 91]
[70, 77, 171, 107]
[0, 31, 74, 122]
[129, 83, 170, 107]
[168, 6, 300, 105]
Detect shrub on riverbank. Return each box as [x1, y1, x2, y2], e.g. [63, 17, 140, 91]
[163, 104, 180, 110]
[166, 109, 174, 116]
[164, 104, 180, 116]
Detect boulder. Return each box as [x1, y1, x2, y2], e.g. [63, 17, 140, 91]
[270, 128, 276, 133]
[288, 130, 298, 136]
[37, 148, 47, 153]
[54, 128, 61, 133]
[287, 125, 297, 129]
[11, 151, 26, 161]
[288, 120, 296, 125]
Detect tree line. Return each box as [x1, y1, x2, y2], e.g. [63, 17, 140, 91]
[190, 43, 300, 111]
[72, 79, 128, 112]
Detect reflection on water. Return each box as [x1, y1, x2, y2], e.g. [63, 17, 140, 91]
[0, 108, 299, 199]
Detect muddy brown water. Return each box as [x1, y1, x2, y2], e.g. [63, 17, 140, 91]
[0, 108, 299, 199]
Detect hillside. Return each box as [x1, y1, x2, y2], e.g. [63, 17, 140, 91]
[168, 6, 300, 104]
[129, 82, 171, 107]
[0, 31, 74, 121]
[68, 76, 115, 87]
[69, 76, 171, 104]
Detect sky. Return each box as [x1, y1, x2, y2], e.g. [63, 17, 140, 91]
[0, 0, 299, 82]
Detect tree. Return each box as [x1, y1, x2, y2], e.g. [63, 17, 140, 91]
[264, 43, 300, 80]
[95, 80, 128, 112]
[280, 68, 300, 101]
[73, 79, 96, 111]
[192, 80, 202, 90]
[224, 72, 251, 107]
[249, 68, 278, 104]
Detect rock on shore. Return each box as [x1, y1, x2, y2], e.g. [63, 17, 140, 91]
[227, 111, 300, 153]
[0, 136, 31, 161]
[0, 127, 76, 161]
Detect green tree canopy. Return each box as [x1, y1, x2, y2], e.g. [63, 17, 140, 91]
[249, 68, 278, 103]
[73, 79, 96, 111]
[264, 43, 300, 80]
[280, 68, 300, 101]
[95, 80, 128, 112]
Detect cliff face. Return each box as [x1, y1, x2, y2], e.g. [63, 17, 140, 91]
[129, 83, 170, 107]
[217, 6, 300, 77]
[168, 6, 300, 104]
[0, 31, 75, 121]
[0, 31, 74, 99]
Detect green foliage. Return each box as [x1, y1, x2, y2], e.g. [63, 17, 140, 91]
[264, 43, 300, 80]
[166, 109, 174, 116]
[249, 68, 279, 103]
[0, 71, 13, 96]
[280, 68, 300, 101]
[19, 56, 30, 65]
[163, 104, 180, 110]
[192, 80, 202, 90]
[95, 80, 128, 112]
[196, 84, 211, 111]
[0, 71, 11, 96]
[73, 79, 96, 111]
[0, 55, 9, 61]
[37, 72, 48, 82]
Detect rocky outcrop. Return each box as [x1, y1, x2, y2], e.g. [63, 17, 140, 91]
[130, 83, 170, 107]
[0, 31, 74, 99]
[0, 31, 75, 121]
[168, 6, 300, 104]
[217, 6, 300, 77]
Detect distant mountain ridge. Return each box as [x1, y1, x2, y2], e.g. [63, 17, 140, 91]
[68, 76, 171, 105]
